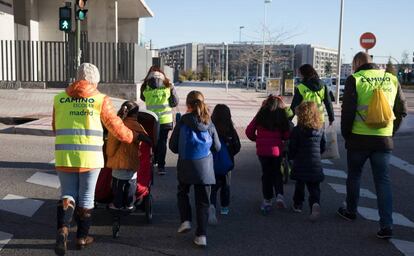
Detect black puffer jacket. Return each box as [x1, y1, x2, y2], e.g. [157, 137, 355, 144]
[289, 126, 326, 183]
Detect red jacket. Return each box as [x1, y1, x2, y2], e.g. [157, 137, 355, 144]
[245, 118, 289, 157]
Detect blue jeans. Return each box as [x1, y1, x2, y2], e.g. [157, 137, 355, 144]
[346, 150, 393, 229]
[57, 169, 100, 209]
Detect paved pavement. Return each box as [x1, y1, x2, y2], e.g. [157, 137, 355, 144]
[1, 82, 413, 138]
[0, 82, 414, 255]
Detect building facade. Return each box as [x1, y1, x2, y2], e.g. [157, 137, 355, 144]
[0, 0, 154, 85]
[294, 44, 338, 77]
[159, 43, 295, 81]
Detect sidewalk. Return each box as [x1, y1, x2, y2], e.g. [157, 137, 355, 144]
[0, 83, 413, 137]
[0, 88, 141, 136]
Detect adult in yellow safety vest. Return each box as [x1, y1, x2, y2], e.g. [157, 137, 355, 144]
[140, 66, 179, 175]
[337, 52, 407, 239]
[52, 63, 146, 255]
[290, 64, 335, 125]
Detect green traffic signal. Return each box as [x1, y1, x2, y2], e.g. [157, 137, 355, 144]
[59, 7, 71, 32]
[76, 9, 88, 20]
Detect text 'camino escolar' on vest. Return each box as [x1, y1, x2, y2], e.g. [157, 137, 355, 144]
[60, 97, 96, 116]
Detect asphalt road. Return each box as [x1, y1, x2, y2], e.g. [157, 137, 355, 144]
[0, 132, 413, 256]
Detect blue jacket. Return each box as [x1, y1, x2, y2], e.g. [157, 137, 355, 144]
[169, 113, 221, 185]
[289, 126, 326, 183]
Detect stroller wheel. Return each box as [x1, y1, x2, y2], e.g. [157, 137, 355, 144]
[112, 220, 120, 238]
[145, 195, 153, 224]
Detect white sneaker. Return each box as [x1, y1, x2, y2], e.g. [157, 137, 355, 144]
[177, 221, 191, 233]
[193, 235, 207, 247]
[309, 203, 321, 221]
[275, 194, 287, 209]
[208, 205, 218, 225]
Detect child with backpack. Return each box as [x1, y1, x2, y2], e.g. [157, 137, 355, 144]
[245, 95, 291, 214]
[208, 104, 241, 224]
[169, 90, 221, 247]
[289, 101, 326, 221]
[106, 101, 151, 212]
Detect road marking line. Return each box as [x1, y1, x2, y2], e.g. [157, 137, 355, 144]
[328, 183, 377, 199]
[0, 231, 13, 251]
[322, 159, 334, 165]
[358, 206, 414, 228]
[390, 239, 414, 256]
[0, 194, 44, 218]
[26, 172, 60, 189]
[323, 168, 347, 179]
[390, 156, 414, 175]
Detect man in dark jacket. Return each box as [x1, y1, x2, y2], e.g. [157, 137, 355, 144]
[337, 52, 408, 239]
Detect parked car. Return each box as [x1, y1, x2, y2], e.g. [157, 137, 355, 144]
[322, 77, 345, 101]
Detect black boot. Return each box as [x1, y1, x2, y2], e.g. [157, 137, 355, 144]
[75, 207, 94, 249]
[55, 199, 75, 256]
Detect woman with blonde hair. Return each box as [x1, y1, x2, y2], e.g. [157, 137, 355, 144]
[289, 101, 326, 221]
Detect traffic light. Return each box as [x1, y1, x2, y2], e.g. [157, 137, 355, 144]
[59, 6, 72, 32]
[75, 0, 88, 21]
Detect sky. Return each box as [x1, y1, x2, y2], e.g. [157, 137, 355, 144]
[143, 0, 413, 64]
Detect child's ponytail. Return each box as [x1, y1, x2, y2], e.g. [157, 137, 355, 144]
[117, 101, 139, 120]
[186, 91, 210, 124]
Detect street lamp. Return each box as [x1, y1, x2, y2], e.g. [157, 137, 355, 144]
[223, 42, 229, 93]
[335, 0, 344, 105]
[239, 26, 245, 43]
[261, 0, 272, 89]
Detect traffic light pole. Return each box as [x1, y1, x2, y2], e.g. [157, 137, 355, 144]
[76, 19, 81, 67]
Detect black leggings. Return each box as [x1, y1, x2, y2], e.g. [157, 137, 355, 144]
[258, 156, 283, 200]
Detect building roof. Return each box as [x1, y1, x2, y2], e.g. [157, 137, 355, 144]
[118, 0, 154, 18]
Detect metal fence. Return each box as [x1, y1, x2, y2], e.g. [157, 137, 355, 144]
[0, 39, 136, 84]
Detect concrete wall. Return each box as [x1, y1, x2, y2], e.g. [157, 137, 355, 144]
[88, 0, 117, 42]
[38, 0, 65, 41]
[98, 83, 139, 101]
[118, 18, 139, 43]
[134, 44, 152, 83]
[0, 0, 15, 40]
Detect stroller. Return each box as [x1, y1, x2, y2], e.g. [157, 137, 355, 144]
[95, 110, 159, 238]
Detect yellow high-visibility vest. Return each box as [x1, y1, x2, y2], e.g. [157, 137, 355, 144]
[54, 92, 105, 168]
[352, 69, 398, 136]
[297, 83, 326, 122]
[143, 87, 173, 124]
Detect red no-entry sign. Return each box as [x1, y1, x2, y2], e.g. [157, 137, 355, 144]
[360, 32, 376, 51]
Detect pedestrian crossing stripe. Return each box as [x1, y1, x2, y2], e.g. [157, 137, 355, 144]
[357, 207, 414, 228]
[390, 156, 414, 176]
[0, 194, 44, 218]
[323, 168, 347, 179]
[26, 172, 60, 189]
[0, 231, 12, 251]
[390, 239, 414, 256]
[322, 159, 334, 165]
[328, 183, 377, 199]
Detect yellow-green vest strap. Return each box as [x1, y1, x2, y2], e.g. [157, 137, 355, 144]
[351, 69, 398, 136]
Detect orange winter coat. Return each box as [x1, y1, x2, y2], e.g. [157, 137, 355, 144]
[52, 80, 137, 173]
[106, 117, 147, 171]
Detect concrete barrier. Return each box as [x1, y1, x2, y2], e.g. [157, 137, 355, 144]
[98, 83, 141, 101]
[0, 81, 46, 89]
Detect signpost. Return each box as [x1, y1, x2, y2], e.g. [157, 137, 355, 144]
[266, 78, 281, 96]
[360, 32, 376, 53]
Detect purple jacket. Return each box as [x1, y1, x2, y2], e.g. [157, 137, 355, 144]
[245, 118, 289, 157]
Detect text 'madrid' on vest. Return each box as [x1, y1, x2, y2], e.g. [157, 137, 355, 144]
[54, 92, 105, 168]
[352, 69, 398, 137]
[297, 83, 326, 122]
[143, 86, 173, 125]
